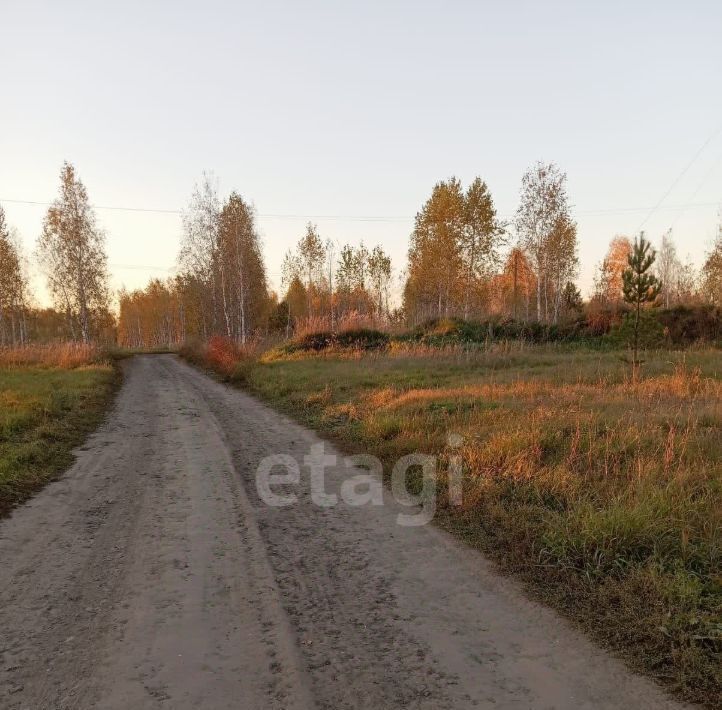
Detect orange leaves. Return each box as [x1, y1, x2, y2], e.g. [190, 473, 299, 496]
[594, 236, 634, 304]
[205, 336, 250, 375]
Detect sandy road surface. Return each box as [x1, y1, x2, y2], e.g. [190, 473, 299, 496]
[0, 355, 687, 709]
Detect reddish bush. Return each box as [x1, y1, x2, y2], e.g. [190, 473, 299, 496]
[205, 336, 245, 375]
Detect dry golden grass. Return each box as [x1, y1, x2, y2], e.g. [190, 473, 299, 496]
[293, 312, 387, 337]
[0, 342, 101, 369]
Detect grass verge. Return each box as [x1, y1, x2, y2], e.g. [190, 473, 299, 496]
[183, 340, 721, 706]
[0, 350, 120, 516]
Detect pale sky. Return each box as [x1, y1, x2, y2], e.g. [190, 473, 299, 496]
[2, 0, 721, 307]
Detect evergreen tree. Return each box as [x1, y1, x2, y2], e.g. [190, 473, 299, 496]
[561, 281, 583, 319]
[622, 233, 662, 371]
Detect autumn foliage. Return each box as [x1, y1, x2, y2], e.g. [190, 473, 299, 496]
[4, 164, 722, 349]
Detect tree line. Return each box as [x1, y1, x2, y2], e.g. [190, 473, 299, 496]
[279, 224, 393, 336]
[1, 163, 113, 345]
[403, 164, 580, 326]
[1, 160, 722, 348]
[119, 177, 394, 347]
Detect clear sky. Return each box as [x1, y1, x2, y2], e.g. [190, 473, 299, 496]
[2, 0, 721, 307]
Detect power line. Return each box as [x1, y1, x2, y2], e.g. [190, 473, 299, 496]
[670, 151, 722, 231]
[575, 202, 719, 216]
[109, 263, 176, 271]
[0, 199, 182, 215]
[0, 198, 411, 222]
[1, 196, 719, 221]
[636, 120, 722, 232]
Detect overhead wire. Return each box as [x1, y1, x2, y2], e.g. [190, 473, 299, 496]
[636, 120, 722, 232]
[1, 197, 720, 222]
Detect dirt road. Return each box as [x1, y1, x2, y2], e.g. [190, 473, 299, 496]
[0, 355, 686, 709]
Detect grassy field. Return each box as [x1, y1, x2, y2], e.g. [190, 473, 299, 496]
[0, 345, 119, 516]
[193, 342, 721, 705]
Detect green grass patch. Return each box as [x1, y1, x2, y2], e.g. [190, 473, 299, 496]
[0, 364, 119, 515]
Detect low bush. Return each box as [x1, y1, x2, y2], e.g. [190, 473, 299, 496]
[334, 328, 390, 350]
[400, 317, 599, 346]
[609, 310, 667, 350]
[282, 328, 390, 354]
[262, 307, 722, 361]
[657, 305, 722, 345]
[179, 336, 258, 380]
[292, 331, 336, 352]
[399, 308, 722, 351]
[606, 306, 722, 350]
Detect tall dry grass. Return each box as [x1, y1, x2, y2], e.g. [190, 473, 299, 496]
[293, 311, 391, 337]
[0, 343, 101, 369]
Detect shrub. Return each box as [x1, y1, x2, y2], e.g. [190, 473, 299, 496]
[180, 336, 257, 380]
[610, 310, 666, 350]
[206, 335, 245, 373]
[605, 306, 722, 348]
[334, 328, 390, 350]
[284, 328, 390, 354]
[402, 317, 598, 346]
[657, 305, 722, 345]
[293, 331, 336, 351]
[402, 310, 722, 350]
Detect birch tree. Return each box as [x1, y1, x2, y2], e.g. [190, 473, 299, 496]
[36, 162, 109, 342]
[461, 178, 506, 319]
[179, 174, 225, 337]
[281, 250, 303, 337]
[496, 247, 536, 320]
[334, 243, 372, 320]
[218, 192, 267, 343]
[701, 224, 722, 305]
[515, 162, 574, 323]
[0, 207, 30, 345]
[367, 245, 392, 319]
[593, 236, 633, 307]
[405, 178, 465, 321]
[654, 230, 684, 308]
[547, 214, 579, 323]
[325, 239, 336, 331]
[296, 223, 326, 316]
